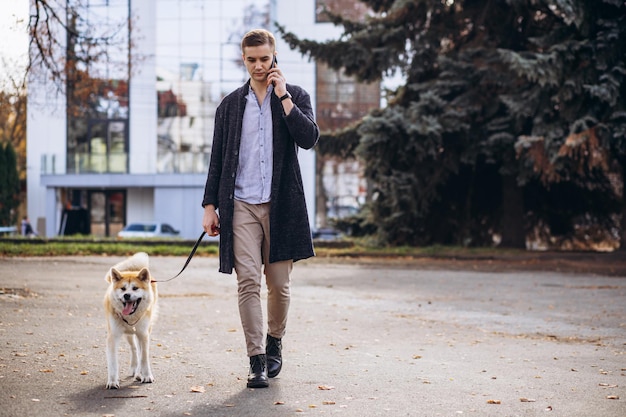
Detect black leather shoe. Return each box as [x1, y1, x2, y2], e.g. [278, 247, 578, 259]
[247, 354, 269, 388]
[266, 335, 282, 378]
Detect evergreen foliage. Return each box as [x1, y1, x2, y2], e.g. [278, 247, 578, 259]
[0, 143, 20, 227]
[278, 0, 626, 248]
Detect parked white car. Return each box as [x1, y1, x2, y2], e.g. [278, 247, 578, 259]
[117, 222, 180, 238]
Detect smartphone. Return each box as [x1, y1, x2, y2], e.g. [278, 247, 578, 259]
[271, 55, 277, 85]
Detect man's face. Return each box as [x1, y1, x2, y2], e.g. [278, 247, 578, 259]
[242, 44, 275, 83]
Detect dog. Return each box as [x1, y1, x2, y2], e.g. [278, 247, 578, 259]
[104, 252, 158, 389]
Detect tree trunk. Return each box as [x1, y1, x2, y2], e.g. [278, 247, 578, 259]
[499, 174, 526, 248]
[315, 153, 328, 229]
[618, 158, 626, 252]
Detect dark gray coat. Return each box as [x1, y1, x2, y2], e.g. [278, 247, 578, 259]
[202, 81, 320, 274]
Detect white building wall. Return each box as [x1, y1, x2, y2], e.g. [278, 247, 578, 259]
[26, 1, 68, 237]
[126, 188, 154, 224]
[154, 187, 203, 238]
[27, 96, 67, 237]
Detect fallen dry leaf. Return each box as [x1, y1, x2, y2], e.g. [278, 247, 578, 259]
[40, 369, 53, 373]
[520, 398, 536, 402]
[606, 395, 619, 400]
[412, 355, 422, 359]
[273, 401, 285, 405]
[190, 385, 205, 393]
[486, 400, 501, 404]
[545, 405, 553, 411]
[322, 401, 336, 405]
[318, 385, 335, 390]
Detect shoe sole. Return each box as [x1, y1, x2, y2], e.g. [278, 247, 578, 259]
[247, 380, 269, 388]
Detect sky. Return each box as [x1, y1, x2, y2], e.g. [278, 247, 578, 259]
[0, 0, 29, 89]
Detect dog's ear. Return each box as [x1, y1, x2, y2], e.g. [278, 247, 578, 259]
[106, 268, 123, 283]
[137, 267, 151, 283]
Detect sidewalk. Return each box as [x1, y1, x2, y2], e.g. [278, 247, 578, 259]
[0, 255, 624, 416]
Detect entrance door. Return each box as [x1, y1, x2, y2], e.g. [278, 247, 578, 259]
[89, 190, 126, 237]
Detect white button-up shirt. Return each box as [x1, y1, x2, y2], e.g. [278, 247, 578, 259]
[234, 85, 274, 204]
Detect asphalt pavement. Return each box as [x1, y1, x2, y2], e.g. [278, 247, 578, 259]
[0, 255, 624, 417]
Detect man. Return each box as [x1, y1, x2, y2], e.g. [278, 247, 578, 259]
[201, 29, 319, 388]
[21, 216, 36, 236]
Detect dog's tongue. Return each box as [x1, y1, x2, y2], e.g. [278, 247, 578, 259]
[122, 301, 135, 316]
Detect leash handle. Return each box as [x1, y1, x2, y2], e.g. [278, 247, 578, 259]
[155, 231, 206, 283]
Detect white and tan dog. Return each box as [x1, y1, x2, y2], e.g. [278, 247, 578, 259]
[104, 252, 158, 389]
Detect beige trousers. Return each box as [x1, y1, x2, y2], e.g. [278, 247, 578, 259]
[233, 200, 293, 357]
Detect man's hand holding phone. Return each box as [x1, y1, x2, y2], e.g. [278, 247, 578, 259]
[268, 55, 284, 91]
[268, 54, 293, 114]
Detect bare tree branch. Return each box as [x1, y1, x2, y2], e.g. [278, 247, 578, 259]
[27, 0, 134, 94]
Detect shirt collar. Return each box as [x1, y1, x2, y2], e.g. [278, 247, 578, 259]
[247, 82, 274, 96]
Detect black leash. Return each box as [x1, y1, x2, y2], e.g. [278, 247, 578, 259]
[153, 231, 207, 283]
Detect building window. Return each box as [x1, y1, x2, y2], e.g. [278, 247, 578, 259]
[316, 0, 371, 23]
[315, 62, 380, 132]
[154, 0, 266, 174]
[66, 0, 130, 174]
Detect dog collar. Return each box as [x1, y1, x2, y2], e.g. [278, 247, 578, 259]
[119, 313, 141, 328]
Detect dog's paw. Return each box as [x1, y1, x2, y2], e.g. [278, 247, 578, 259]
[136, 373, 154, 383]
[106, 380, 120, 389]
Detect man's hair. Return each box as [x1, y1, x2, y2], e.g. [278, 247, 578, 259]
[241, 29, 276, 52]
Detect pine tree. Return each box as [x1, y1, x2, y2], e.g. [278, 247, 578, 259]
[279, 0, 626, 248]
[0, 143, 20, 227]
